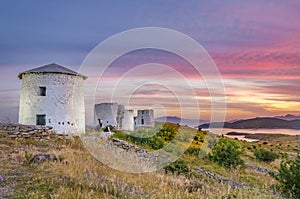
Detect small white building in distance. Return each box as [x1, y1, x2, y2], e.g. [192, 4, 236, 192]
[94, 103, 118, 127]
[134, 109, 154, 127]
[18, 63, 87, 134]
[94, 103, 135, 131]
[122, 109, 135, 131]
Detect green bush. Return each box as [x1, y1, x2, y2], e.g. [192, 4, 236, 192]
[209, 137, 244, 169]
[185, 131, 206, 155]
[271, 154, 300, 198]
[186, 146, 201, 155]
[254, 149, 278, 162]
[164, 159, 191, 176]
[156, 123, 178, 142]
[112, 123, 178, 150]
[140, 136, 165, 150]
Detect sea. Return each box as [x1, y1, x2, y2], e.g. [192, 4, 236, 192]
[203, 128, 300, 142]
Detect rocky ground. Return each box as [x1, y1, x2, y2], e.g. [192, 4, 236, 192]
[0, 124, 298, 198]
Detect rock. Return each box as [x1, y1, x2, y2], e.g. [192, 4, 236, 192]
[6, 127, 14, 131]
[35, 132, 42, 137]
[0, 124, 58, 141]
[12, 131, 20, 135]
[31, 154, 58, 163]
[246, 164, 278, 175]
[42, 132, 48, 136]
[22, 133, 31, 138]
[9, 135, 17, 139]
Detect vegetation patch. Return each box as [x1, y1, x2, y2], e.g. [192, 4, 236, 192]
[0, 126, 299, 198]
[271, 154, 300, 198]
[209, 137, 244, 169]
[112, 122, 179, 150]
[164, 158, 191, 176]
[254, 149, 279, 162]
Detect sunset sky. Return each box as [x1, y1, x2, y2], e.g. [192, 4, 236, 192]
[0, 1, 299, 123]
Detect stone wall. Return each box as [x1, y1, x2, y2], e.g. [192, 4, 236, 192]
[111, 138, 148, 153]
[0, 123, 56, 140]
[81, 135, 170, 172]
[109, 138, 169, 165]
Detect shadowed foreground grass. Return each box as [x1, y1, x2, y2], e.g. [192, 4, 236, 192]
[0, 129, 295, 198]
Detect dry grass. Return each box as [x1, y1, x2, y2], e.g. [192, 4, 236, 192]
[0, 130, 292, 198]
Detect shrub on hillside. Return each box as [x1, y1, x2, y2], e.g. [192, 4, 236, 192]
[185, 131, 206, 155]
[112, 123, 178, 150]
[271, 154, 300, 198]
[156, 123, 179, 142]
[164, 159, 191, 176]
[186, 146, 202, 155]
[143, 136, 165, 150]
[254, 149, 278, 162]
[209, 137, 244, 169]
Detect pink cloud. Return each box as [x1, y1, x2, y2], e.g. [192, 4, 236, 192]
[210, 42, 300, 79]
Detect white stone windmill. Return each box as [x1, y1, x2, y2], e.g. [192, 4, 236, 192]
[18, 63, 87, 134]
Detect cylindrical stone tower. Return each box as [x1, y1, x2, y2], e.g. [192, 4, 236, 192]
[18, 63, 87, 134]
[122, 110, 134, 131]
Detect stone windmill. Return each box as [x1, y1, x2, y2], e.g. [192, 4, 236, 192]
[18, 63, 86, 134]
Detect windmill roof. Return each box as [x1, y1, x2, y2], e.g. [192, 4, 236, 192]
[18, 63, 87, 79]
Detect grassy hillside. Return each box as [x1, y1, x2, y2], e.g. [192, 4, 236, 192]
[0, 124, 299, 198]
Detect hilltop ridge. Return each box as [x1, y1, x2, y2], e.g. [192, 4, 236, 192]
[198, 117, 300, 129]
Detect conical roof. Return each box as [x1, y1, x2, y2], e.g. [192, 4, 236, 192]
[18, 63, 87, 79]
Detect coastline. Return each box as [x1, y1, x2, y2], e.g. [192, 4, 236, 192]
[204, 128, 300, 142]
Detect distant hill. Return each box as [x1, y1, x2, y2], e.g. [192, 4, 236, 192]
[274, 114, 300, 121]
[198, 117, 300, 129]
[155, 116, 208, 127]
